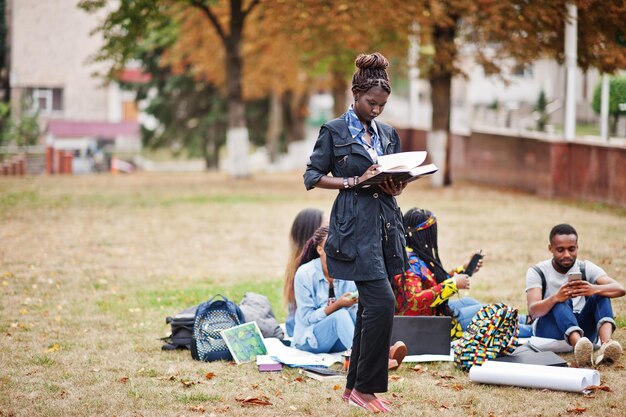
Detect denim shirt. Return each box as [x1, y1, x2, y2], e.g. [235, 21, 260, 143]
[292, 258, 357, 349]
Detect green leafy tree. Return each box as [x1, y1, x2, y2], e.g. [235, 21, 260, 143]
[79, 0, 228, 169]
[0, 98, 40, 148]
[395, 1, 626, 185]
[592, 77, 626, 137]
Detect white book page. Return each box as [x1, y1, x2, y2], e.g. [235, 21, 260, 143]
[408, 163, 438, 177]
[377, 151, 427, 172]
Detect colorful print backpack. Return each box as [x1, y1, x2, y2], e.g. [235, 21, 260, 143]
[453, 303, 519, 371]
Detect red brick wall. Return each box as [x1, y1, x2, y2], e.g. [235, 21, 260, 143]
[401, 128, 626, 208]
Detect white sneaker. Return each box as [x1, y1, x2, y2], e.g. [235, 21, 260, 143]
[574, 337, 593, 368]
[595, 340, 622, 365]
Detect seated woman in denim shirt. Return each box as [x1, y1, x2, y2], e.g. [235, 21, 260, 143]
[283, 208, 326, 338]
[293, 226, 359, 353]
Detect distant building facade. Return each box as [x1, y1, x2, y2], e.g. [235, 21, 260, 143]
[8, 0, 141, 173]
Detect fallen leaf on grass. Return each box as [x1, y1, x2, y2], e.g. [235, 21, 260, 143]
[118, 376, 129, 383]
[188, 405, 206, 413]
[436, 382, 464, 391]
[181, 379, 200, 387]
[413, 365, 425, 373]
[251, 383, 259, 389]
[332, 384, 342, 391]
[205, 372, 215, 380]
[440, 403, 451, 410]
[289, 406, 298, 411]
[294, 376, 305, 383]
[235, 396, 273, 406]
[586, 385, 612, 392]
[388, 375, 403, 381]
[566, 407, 586, 414]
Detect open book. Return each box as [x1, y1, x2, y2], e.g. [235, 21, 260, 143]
[357, 151, 438, 188]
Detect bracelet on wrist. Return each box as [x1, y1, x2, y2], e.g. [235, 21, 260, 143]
[343, 177, 349, 189]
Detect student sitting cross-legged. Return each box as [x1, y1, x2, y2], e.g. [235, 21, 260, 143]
[526, 223, 625, 367]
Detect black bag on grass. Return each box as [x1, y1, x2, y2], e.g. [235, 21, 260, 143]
[162, 305, 197, 350]
[190, 294, 245, 362]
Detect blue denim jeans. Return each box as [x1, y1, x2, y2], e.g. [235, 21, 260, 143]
[285, 313, 295, 338]
[449, 297, 534, 338]
[535, 295, 615, 343]
[448, 297, 482, 330]
[298, 307, 356, 354]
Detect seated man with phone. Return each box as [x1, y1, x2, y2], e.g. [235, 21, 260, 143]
[526, 224, 625, 367]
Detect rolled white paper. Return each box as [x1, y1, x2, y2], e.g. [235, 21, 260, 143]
[469, 360, 600, 392]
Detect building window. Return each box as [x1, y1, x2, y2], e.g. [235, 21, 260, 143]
[25, 87, 64, 113]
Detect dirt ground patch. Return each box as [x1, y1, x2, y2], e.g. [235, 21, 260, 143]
[1, 172, 625, 416]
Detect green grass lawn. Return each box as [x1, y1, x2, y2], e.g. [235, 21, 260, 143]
[1, 172, 625, 416]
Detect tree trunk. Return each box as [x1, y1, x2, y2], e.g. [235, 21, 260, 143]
[1, 0, 10, 104]
[282, 89, 309, 143]
[266, 91, 282, 164]
[224, 26, 250, 177]
[609, 114, 618, 137]
[428, 23, 456, 187]
[331, 69, 348, 118]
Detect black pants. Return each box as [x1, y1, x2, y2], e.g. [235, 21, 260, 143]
[346, 278, 395, 393]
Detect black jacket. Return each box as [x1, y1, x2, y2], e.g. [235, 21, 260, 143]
[303, 115, 409, 281]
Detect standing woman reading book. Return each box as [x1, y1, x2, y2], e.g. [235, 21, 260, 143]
[304, 52, 408, 413]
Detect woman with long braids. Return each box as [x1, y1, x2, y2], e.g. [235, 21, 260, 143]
[394, 208, 482, 339]
[394, 208, 533, 338]
[283, 208, 326, 337]
[292, 226, 359, 354]
[304, 52, 407, 413]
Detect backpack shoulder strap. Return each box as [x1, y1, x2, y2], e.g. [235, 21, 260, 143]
[579, 260, 587, 281]
[531, 265, 547, 299]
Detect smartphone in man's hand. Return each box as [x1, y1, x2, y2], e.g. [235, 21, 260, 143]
[567, 272, 582, 282]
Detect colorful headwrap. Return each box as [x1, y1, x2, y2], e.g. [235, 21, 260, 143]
[413, 212, 436, 232]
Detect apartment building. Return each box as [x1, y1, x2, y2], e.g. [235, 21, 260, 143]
[9, 0, 140, 173]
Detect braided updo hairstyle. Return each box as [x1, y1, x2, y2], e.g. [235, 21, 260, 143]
[351, 52, 391, 95]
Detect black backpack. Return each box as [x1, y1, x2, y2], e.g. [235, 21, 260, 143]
[190, 294, 245, 362]
[161, 305, 197, 351]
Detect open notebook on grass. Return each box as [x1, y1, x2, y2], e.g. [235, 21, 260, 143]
[358, 151, 437, 188]
[220, 321, 267, 364]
